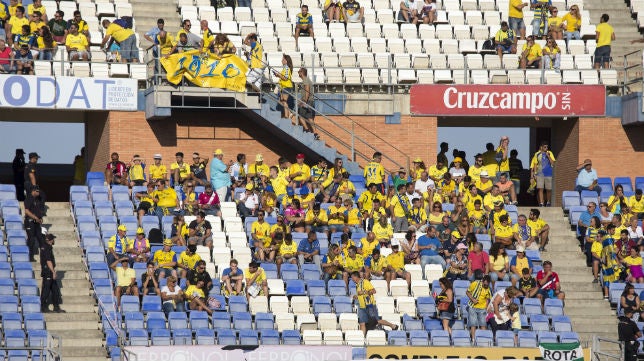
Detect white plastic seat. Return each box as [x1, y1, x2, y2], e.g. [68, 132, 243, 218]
[339, 313, 359, 331]
[374, 52, 391, 68]
[329, 22, 346, 37]
[351, 37, 369, 52]
[315, 37, 333, 52]
[447, 54, 465, 69]
[347, 23, 364, 38]
[442, 39, 459, 54]
[489, 69, 508, 83]
[562, 70, 581, 84]
[96, 3, 115, 17]
[344, 68, 362, 84]
[423, 39, 441, 54]
[568, 40, 585, 55]
[419, 24, 436, 39]
[424, 264, 444, 282]
[398, 69, 417, 84]
[471, 25, 489, 40]
[270, 296, 289, 313]
[410, 279, 430, 296]
[411, 53, 429, 69]
[388, 38, 405, 53]
[483, 54, 502, 69]
[370, 38, 387, 53]
[357, 53, 376, 68]
[296, 313, 317, 331]
[502, 54, 519, 69]
[254, 8, 271, 22]
[600, 69, 618, 86]
[71, 63, 90, 78]
[326, 68, 343, 83]
[400, 23, 418, 38]
[317, 313, 338, 331]
[525, 69, 543, 84]
[405, 38, 422, 53]
[275, 313, 295, 332]
[371, 280, 389, 297]
[362, 69, 380, 85]
[465, 53, 483, 68]
[364, 23, 382, 38]
[460, 39, 477, 53]
[303, 330, 323, 345]
[471, 69, 489, 84]
[396, 296, 417, 315]
[366, 330, 387, 345]
[375, 296, 396, 314]
[323, 330, 344, 345]
[298, 37, 315, 53]
[507, 69, 526, 84]
[109, 63, 129, 77]
[430, 54, 447, 69]
[249, 296, 269, 315]
[575, 55, 593, 69]
[483, 11, 500, 26]
[334, 37, 352, 52]
[435, 24, 453, 39]
[345, 330, 365, 346]
[34, 61, 52, 76]
[453, 24, 471, 39]
[267, 279, 285, 295]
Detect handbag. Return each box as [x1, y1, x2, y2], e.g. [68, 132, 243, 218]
[437, 301, 451, 312]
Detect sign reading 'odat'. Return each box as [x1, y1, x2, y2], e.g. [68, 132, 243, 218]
[0, 75, 138, 111]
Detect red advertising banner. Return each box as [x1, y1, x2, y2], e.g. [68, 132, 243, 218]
[410, 84, 606, 116]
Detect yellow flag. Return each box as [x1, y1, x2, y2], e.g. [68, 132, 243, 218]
[160, 50, 249, 92]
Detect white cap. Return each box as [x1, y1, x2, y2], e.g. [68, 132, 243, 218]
[480, 170, 489, 177]
[391, 238, 400, 247]
[153, 154, 162, 159]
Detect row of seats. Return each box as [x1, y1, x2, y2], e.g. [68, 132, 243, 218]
[34, 61, 146, 81]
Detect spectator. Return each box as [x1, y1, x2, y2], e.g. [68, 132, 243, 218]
[128, 227, 151, 264]
[364, 152, 386, 194]
[199, 20, 214, 51]
[294, 5, 314, 43]
[105, 152, 127, 185]
[64, 23, 88, 61]
[170, 215, 188, 246]
[513, 215, 535, 250]
[245, 261, 269, 300]
[399, 0, 420, 23]
[629, 189, 644, 219]
[343, 0, 363, 23]
[187, 153, 208, 187]
[446, 243, 468, 280]
[176, 19, 202, 49]
[68, 10, 89, 41]
[160, 276, 185, 316]
[276, 233, 298, 274]
[238, 183, 259, 218]
[518, 268, 538, 298]
[177, 244, 201, 279]
[298, 231, 321, 269]
[321, 244, 344, 283]
[210, 149, 232, 202]
[623, 247, 644, 284]
[297, 68, 316, 134]
[188, 211, 213, 249]
[621, 285, 640, 320]
[30, 11, 46, 35]
[28, 0, 47, 21]
[536, 260, 565, 302]
[411, 158, 427, 182]
[243, 33, 264, 93]
[530, 141, 556, 207]
[449, 157, 467, 183]
[47, 10, 67, 43]
[198, 184, 221, 217]
[466, 272, 491, 339]
[0, 39, 14, 73]
[495, 21, 517, 60]
[467, 242, 489, 280]
[210, 33, 236, 56]
[468, 154, 486, 183]
[221, 259, 244, 297]
[509, 245, 532, 284]
[274, 54, 295, 119]
[477, 171, 494, 197]
[343, 245, 365, 286]
[616, 229, 636, 261]
[547, 7, 563, 39]
[608, 185, 629, 214]
[488, 242, 510, 282]
[364, 248, 388, 281]
[428, 156, 448, 184]
[519, 35, 542, 69]
[496, 173, 517, 205]
[508, 0, 528, 40]
[436, 277, 455, 334]
[141, 261, 160, 296]
[101, 19, 139, 63]
[7, 5, 28, 46]
[577, 202, 599, 253]
[528, 208, 550, 251]
[14, 23, 34, 53]
[187, 259, 212, 295]
[13, 44, 33, 74]
[35, 26, 55, 60]
[324, 0, 342, 23]
[575, 159, 601, 195]
[598, 225, 619, 298]
[110, 257, 139, 309]
[586, 216, 602, 274]
[542, 36, 561, 70]
[151, 179, 179, 222]
[594, 14, 614, 69]
[508, 149, 523, 179]
[185, 279, 215, 315]
[352, 271, 398, 334]
[144, 18, 164, 44]
[107, 225, 129, 265]
[420, 0, 437, 24]
[390, 184, 412, 232]
[530, 0, 551, 38]
[170, 32, 196, 54]
[493, 214, 514, 247]
[372, 215, 393, 246]
[561, 5, 581, 43]
[489, 286, 521, 334]
[153, 239, 178, 280]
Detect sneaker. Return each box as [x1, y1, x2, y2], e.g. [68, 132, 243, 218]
[603, 296, 609, 300]
[539, 203, 545, 207]
[592, 278, 599, 284]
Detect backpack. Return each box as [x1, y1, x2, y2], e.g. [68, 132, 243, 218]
[482, 38, 495, 50]
[148, 228, 164, 245]
[113, 16, 133, 29]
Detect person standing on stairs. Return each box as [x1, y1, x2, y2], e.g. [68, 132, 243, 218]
[24, 185, 45, 262]
[618, 308, 641, 361]
[40, 234, 64, 313]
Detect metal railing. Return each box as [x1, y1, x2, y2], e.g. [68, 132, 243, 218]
[592, 336, 624, 361]
[622, 49, 643, 95]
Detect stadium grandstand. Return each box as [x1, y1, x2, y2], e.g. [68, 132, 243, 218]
[2, 0, 644, 358]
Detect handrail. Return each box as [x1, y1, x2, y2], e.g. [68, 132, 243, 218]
[592, 336, 624, 361]
[622, 49, 643, 95]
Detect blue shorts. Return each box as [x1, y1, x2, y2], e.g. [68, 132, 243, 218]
[508, 17, 526, 32]
[497, 44, 514, 54]
[468, 307, 488, 328]
[594, 46, 611, 64]
[357, 307, 379, 324]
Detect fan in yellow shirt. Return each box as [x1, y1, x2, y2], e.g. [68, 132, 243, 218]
[342, 246, 364, 274]
[360, 232, 379, 257]
[493, 214, 514, 247]
[305, 204, 329, 233]
[364, 152, 386, 193]
[386, 243, 411, 286]
[483, 186, 504, 212]
[289, 154, 311, 185]
[630, 191, 644, 215]
[372, 217, 393, 244]
[520, 36, 542, 69]
[149, 155, 167, 182]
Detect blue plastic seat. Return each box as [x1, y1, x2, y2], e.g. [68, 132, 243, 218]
[562, 190, 581, 211]
[615, 177, 633, 193]
[89, 262, 110, 280]
[212, 312, 231, 330]
[125, 312, 144, 331]
[141, 215, 161, 236]
[559, 331, 580, 343]
[141, 295, 162, 312]
[239, 329, 259, 345]
[474, 329, 494, 346]
[493, 281, 512, 294]
[530, 314, 550, 331]
[538, 331, 559, 343]
[8, 246, 29, 262]
[387, 330, 408, 345]
[0, 295, 19, 313]
[77, 218, 98, 233]
[0, 278, 14, 295]
[260, 329, 280, 345]
[0, 246, 7, 262]
[4, 329, 25, 347]
[12, 262, 33, 279]
[1, 312, 22, 330]
[328, 280, 347, 297]
[280, 263, 300, 280]
[93, 278, 114, 297]
[423, 318, 442, 331]
[301, 263, 321, 280]
[86, 172, 106, 187]
[306, 280, 326, 297]
[27, 329, 48, 348]
[569, 205, 586, 225]
[24, 313, 45, 330]
[173, 328, 193, 345]
[228, 295, 248, 313]
[210, 295, 227, 312]
[333, 296, 354, 314]
[552, 315, 572, 332]
[151, 328, 171, 346]
[523, 298, 543, 315]
[195, 328, 216, 345]
[0, 262, 10, 279]
[129, 328, 149, 346]
[312, 296, 332, 315]
[430, 329, 451, 346]
[580, 190, 599, 206]
[217, 329, 237, 345]
[453, 280, 470, 300]
[189, 311, 210, 330]
[3, 215, 23, 231]
[121, 295, 141, 313]
[544, 298, 564, 316]
[417, 297, 436, 318]
[402, 315, 423, 331]
[232, 312, 253, 330]
[94, 200, 114, 218]
[282, 329, 301, 345]
[146, 312, 167, 332]
[286, 280, 307, 296]
[261, 263, 278, 279]
[168, 312, 188, 330]
[518, 330, 538, 347]
[495, 330, 516, 347]
[409, 330, 429, 346]
[255, 312, 274, 330]
[452, 329, 471, 346]
[7, 350, 28, 361]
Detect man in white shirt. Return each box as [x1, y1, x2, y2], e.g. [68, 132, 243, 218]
[575, 159, 601, 195]
[414, 171, 435, 193]
[237, 183, 259, 219]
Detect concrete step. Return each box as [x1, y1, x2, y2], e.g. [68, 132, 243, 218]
[564, 306, 616, 316]
[54, 330, 105, 347]
[46, 313, 101, 331]
[33, 261, 86, 272]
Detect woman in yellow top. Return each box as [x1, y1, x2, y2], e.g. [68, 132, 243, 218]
[210, 33, 236, 56]
[542, 36, 561, 70]
[428, 201, 448, 226]
[327, 158, 348, 183]
[324, 0, 342, 23]
[623, 247, 644, 284]
[496, 136, 510, 174]
[488, 243, 510, 282]
[561, 5, 581, 43]
[35, 25, 55, 60]
[519, 35, 542, 69]
[410, 158, 426, 181]
[182, 182, 198, 215]
[547, 7, 563, 40]
[274, 54, 294, 120]
[608, 185, 629, 214]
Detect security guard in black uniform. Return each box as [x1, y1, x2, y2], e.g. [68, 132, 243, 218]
[11, 149, 25, 201]
[24, 152, 39, 194]
[619, 307, 642, 361]
[24, 186, 46, 261]
[40, 234, 64, 313]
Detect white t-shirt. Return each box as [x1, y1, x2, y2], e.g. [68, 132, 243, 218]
[415, 178, 435, 192]
[242, 193, 260, 210]
[491, 289, 511, 324]
[449, 167, 467, 179]
[627, 226, 644, 240]
[160, 285, 182, 304]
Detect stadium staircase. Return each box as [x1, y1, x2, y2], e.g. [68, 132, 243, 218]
[586, 0, 643, 88]
[132, 0, 181, 47]
[38, 202, 106, 361]
[518, 207, 619, 351]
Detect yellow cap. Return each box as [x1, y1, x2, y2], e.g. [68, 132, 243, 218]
[453, 157, 463, 163]
[117, 224, 127, 232]
[255, 154, 263, 162]
[136, 227, 145, 234]
[246, 183, 254, 191]
[163, 239, 173, 246]
[413, 158, 423, 163]
[214, 149, 223, 155]
[451, 230, 461, 238]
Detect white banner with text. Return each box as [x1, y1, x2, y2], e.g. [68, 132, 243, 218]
[123, 345, 352, 361]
